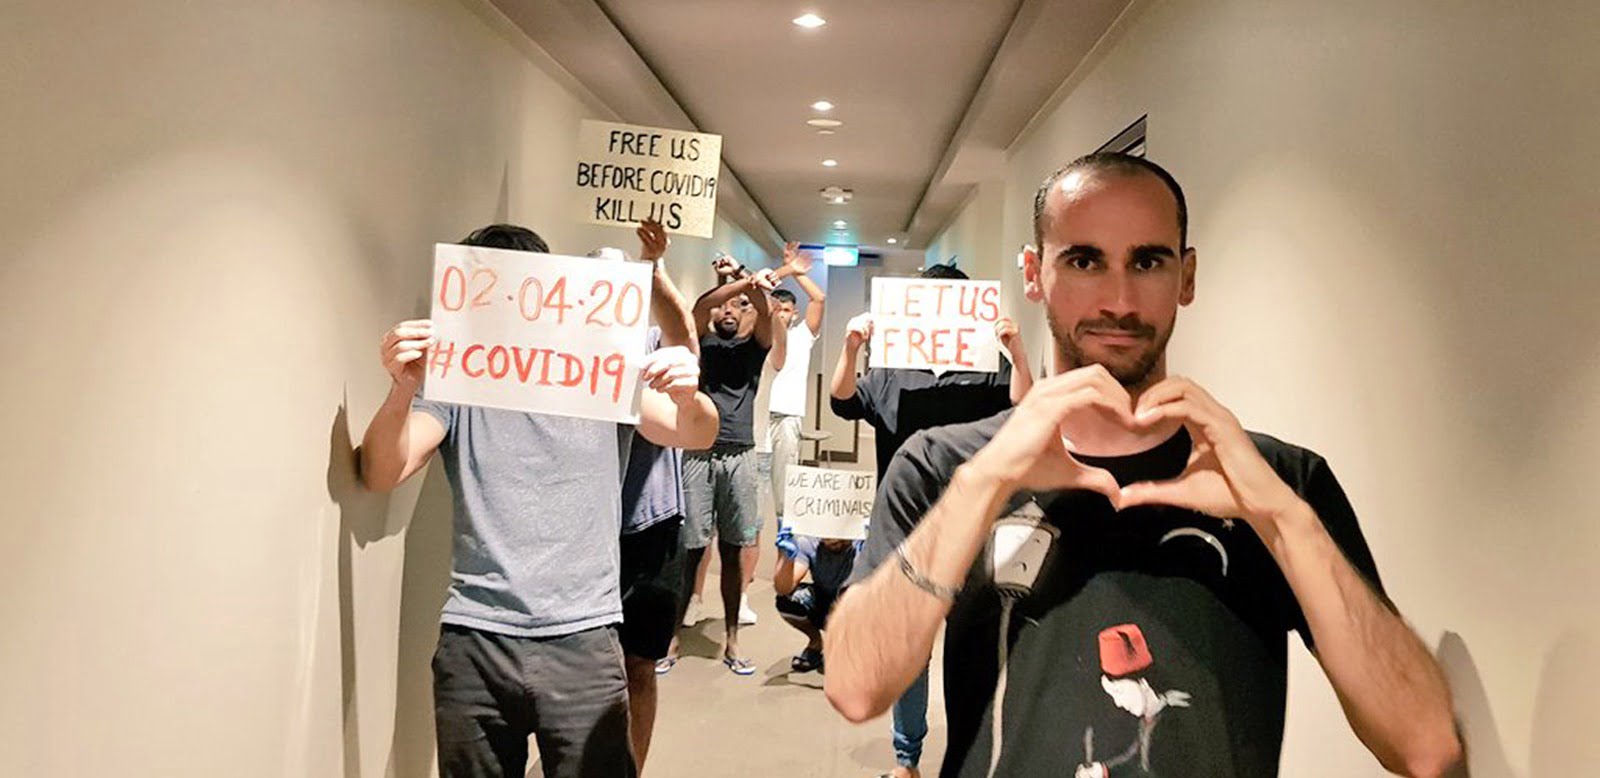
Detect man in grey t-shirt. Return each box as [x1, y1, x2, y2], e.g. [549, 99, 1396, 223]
[360, 223, 716, 778]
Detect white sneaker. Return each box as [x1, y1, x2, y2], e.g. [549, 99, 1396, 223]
[682, 594, 704, 627]
[738, 593, 758, 625]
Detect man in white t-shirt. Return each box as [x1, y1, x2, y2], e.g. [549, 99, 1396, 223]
[767, 244, 825, 531]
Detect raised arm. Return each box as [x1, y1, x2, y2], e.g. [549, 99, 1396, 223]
[995, 317, 1034, 404]
[359, 319, 447, 492]
[692, 255, 755, 335]
[830, 313, 873, 403]
[636, 345, 718, 450]
[783, 244, 827, 335]
[637, 219, 697, 355]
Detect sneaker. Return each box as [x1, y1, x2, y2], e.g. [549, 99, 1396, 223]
[738, 593, 759, 625]
[682, 594, 704, 627]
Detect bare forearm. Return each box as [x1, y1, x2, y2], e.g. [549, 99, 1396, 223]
[831, 343, 861, 400]
[1007, 345, 1034, 405]
[358, 385, 417, 492]
[1267, 505, 1460, 776]
[824, 462, 1013, 722]
[651, 264, 698, 355]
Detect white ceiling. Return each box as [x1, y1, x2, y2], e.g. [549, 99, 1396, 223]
[490, 0, 1131, 254]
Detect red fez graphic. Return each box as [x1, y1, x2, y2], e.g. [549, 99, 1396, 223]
[1098, 624, 1152, 677]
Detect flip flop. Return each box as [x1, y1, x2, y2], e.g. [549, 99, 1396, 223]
[790, 648, 824, 674]
[722, 655, 756, 676]
[654, 656, 677, 675]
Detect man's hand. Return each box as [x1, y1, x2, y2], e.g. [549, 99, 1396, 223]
[995, 317, 1022, 352]
[751, 267, 779, 292]
[1121, 377, 1303, 529]
[845, 313, 874, 349]
[967, 365, 1134, 503]
[782, 242, 813, 276]
[775, 522, 800, 559]
[637, 219, 669, 262]
[712, 253, 741, 278]
[381, 319, 435, 393]
[640, 346, 701, 404]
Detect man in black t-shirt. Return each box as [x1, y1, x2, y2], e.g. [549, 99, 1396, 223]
[829, 263, 1034, 778]
[823, 153, 1461, 777]
[676, 253, 788, 675]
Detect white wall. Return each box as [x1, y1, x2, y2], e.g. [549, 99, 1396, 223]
[0, 1, 762, 775]
[928, 0, 1600, 774]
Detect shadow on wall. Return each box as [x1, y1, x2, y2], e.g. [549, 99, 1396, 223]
[1436, 629, 1600, 777]
[327, 399, 455, 778]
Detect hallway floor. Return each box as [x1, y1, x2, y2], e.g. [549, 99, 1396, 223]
[635, 573, 948, 778]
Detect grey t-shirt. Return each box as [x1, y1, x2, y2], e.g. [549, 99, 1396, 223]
[413, 396, 631, 638]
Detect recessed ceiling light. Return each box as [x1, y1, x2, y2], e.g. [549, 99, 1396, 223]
[817, 129, 836, 135]
[792, 13, 826, 28]
[833, 220, 847, 229]
[831, 197, 846, 204]
[807, 118, 843, 128]
[822, 159, 838, 167]
[811, 100, 834, 112]
[887, 238, 899, 245]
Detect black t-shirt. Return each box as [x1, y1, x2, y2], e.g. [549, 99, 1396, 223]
[699, 333, 769, 446]
[830, 359, 1013, 481]
[850, 410, 1386, 778]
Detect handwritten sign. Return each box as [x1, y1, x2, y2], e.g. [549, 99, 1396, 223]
[869, 278, 1002, 373]
[783, 465, 875, 540]
[576, 120, 723, 239]
[424, 244, 654, 424]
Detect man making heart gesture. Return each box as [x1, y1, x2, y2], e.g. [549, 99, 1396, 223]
[824, 153, 1460, 777]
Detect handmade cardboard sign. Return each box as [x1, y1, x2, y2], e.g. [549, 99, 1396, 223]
[424, 243, 653, 424]
[576, 119, 723, 238]
[783, 465, 874, 540]
[869, 277, 1001, 373]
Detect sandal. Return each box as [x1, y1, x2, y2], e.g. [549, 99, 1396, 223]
[790, 647, 824, 674]
[654, 656, 677, 675]
[722, 655, 756, 676]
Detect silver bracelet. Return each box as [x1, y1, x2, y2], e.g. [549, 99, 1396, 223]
[895, 543, 961, 601]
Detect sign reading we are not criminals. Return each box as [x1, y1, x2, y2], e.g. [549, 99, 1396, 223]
[869, 278, 1002, 373]
[423, 244, 654, 425]
[576, 120, 723, 239]
[783, 465, 875, 540]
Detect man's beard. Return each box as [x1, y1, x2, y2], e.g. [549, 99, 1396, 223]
[1047, 309, 1172, 388]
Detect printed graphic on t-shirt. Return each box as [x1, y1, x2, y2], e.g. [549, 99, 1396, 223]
[1074, 624, 1192, 777]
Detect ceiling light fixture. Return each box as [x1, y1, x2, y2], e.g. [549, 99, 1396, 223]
[811, 100, 834, 112]
[817, 129, 836, 135]
[806, 118, 843, 129]
[887, 238, 899, 245]
[833, 220, 847, 229]
[820, 186, 852, 204]
[821, 159, 838, 167]
[792, 13, 826, 28]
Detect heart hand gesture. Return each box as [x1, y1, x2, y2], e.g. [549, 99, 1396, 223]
[1121, 377, 1303, 528]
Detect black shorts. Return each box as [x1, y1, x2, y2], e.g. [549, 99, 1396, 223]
[618, 516, 686, 660]
[775, 583, 838, 629]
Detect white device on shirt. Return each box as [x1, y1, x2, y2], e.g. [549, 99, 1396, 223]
[989, 500, 1057, 597]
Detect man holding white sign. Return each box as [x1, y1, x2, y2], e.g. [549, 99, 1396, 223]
[358, 223, 717, 778]
[830, 262, 1034, 778]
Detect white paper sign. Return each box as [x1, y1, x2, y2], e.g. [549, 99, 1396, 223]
[869, 277, 1002, 373]
[783, 465, 875, 540]
[576, 119, 723, 239]
[423, 244, 654, 424]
